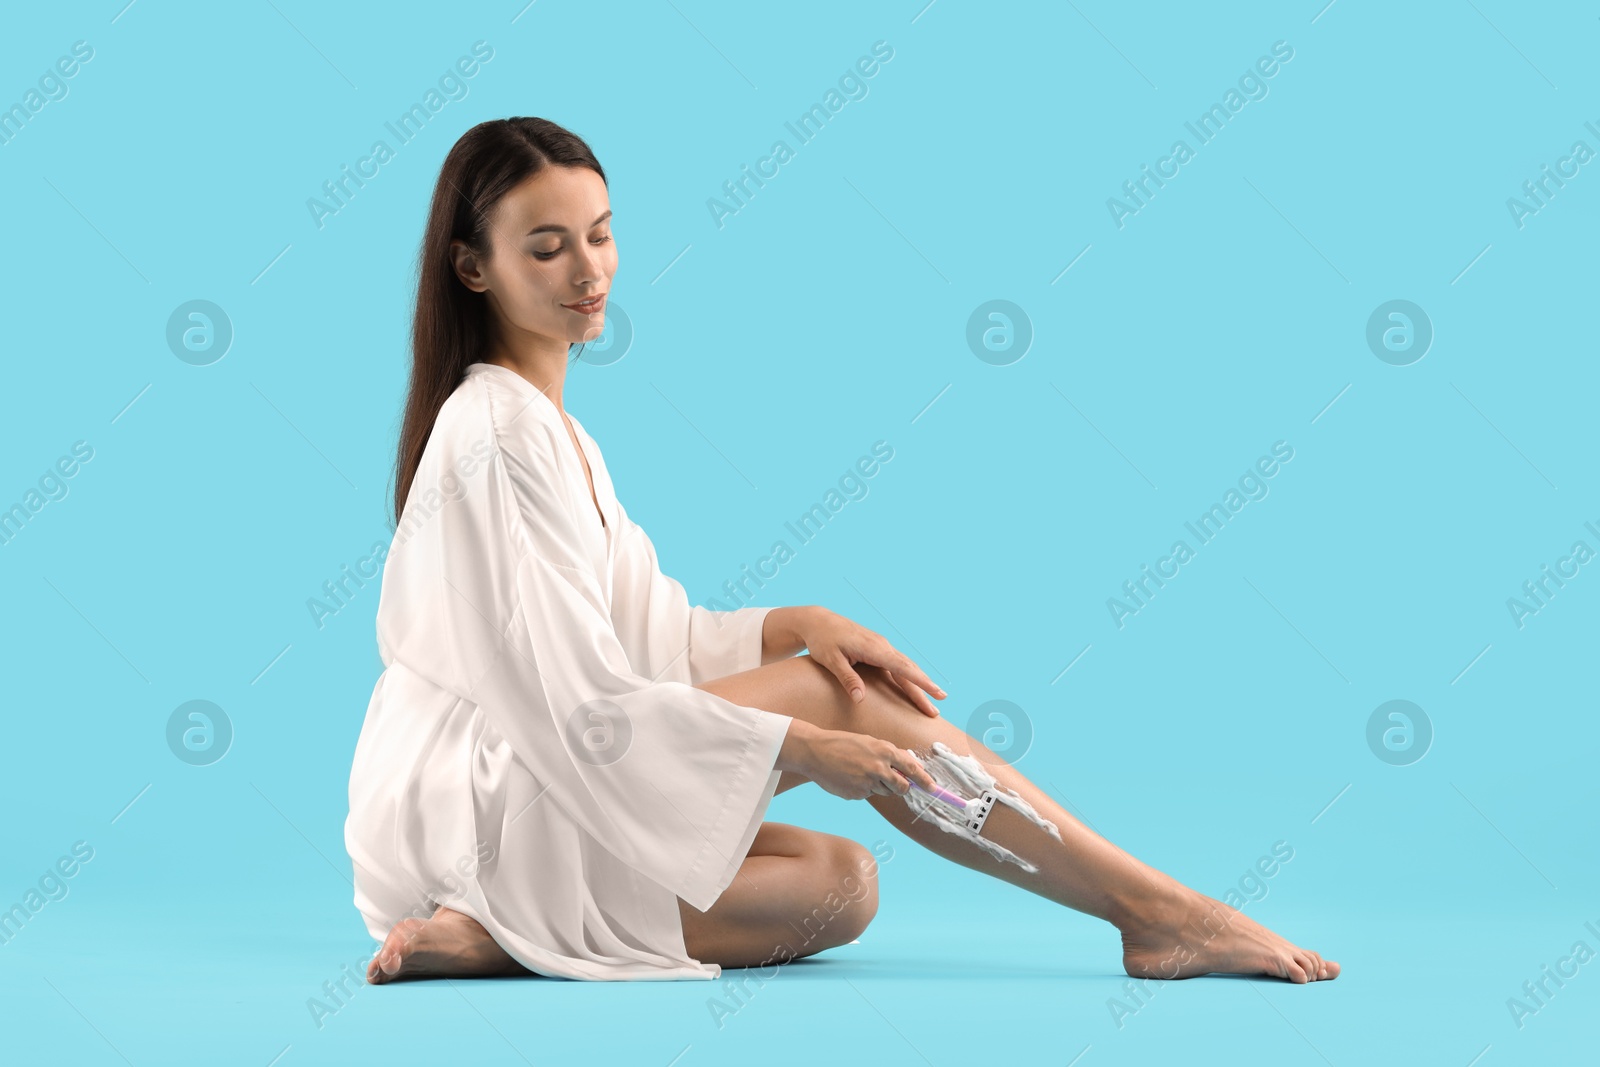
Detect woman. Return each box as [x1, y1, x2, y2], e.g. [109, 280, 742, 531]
[344, 117, 1340, 985]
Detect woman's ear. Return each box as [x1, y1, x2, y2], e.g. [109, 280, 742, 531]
[450, 238, 489, 293]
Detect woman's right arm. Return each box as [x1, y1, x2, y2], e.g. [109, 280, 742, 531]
[778, 718, 940, 802]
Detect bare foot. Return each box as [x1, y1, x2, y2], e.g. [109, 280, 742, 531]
[367, 906, 531, 984]
[1119, 887, 1340, 984]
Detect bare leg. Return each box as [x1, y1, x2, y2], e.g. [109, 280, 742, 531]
[370, 823, 877, 980]
[698, 655, 1339, 983]
[675, 822, 880, 967]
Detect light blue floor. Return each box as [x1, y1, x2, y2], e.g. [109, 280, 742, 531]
[6, 759, 1597, 1065]
[4, 902, 1590, 1064]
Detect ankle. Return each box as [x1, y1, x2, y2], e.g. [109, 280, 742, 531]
[1107, 875, 1194, 934]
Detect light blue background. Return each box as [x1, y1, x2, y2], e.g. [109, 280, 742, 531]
[2, 1, 1595, 1064]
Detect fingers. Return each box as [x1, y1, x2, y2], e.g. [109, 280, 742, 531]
[877, 652, 945, 714]
[885, 746, 938, 795]
[891, 672, 941, 717]
[893, 657, 946, 702]
[837, 640, 946, 712]
[871, 772, 908, 800]
[826, 654, 867, 703]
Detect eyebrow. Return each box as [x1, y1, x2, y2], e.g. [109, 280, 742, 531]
[525, 210, 612, 236]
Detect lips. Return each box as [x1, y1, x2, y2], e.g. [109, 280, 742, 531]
[563, 293, 606, 313]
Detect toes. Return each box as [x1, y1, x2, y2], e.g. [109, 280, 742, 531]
[1322, 959, 1341, 979]
[366, 955, 388, 984]
[1284, 954, 1310, 983]
[369, 938, 406, 983]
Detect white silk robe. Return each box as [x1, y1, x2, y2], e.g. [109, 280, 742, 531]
[344, 361, 793, 981]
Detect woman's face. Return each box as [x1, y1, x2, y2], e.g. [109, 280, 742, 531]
[454, 164, 616, 346]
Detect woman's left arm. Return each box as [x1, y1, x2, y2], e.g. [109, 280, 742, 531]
[610, 505, 945, 714]
[761, 604, 947, 717]
[758, 605, 811, 664]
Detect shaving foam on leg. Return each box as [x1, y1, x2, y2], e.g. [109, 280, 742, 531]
[900, 741, 1062, 873]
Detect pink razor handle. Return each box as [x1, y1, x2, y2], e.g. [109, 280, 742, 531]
[912, 780, 968, 809]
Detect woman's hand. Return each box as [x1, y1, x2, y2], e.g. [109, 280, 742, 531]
[779, 606, 946, 716]
[794, 726, 942, 802]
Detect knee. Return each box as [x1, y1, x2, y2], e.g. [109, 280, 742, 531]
[785, 838, 880, 956]
[827, 839, 880, 941]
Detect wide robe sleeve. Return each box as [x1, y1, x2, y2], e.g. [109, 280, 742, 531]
[376, 389, 795, 912]
[607, 499, 775, 687]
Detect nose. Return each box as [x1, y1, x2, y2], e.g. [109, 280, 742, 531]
[571, 239, 610, 287]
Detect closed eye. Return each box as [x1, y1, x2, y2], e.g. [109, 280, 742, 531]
[532, 234, 612, 261]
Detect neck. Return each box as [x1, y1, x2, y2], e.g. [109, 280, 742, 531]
[483, 335, 570, 412]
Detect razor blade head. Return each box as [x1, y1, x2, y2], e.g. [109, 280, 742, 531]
[965, 789, 999, 834]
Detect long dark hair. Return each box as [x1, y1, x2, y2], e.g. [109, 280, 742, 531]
[390, 116, 607, 527]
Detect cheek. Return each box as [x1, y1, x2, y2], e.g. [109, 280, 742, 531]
[501, 259, 563, 314]
[481, 270, 556, 339]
